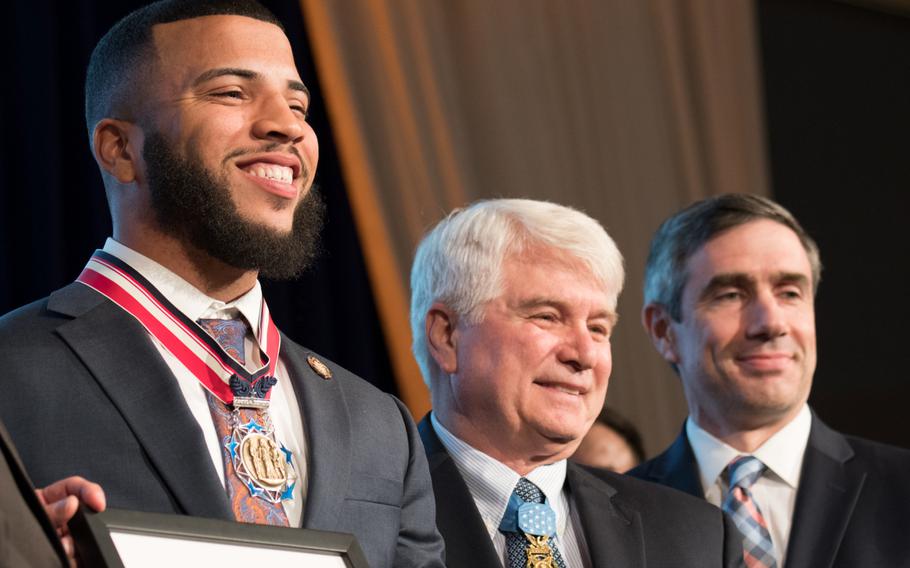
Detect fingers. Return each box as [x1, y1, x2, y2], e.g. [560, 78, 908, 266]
[43, 494, 79, 529]
[39, 476, 106, 513]
[77, 480, 107, 513]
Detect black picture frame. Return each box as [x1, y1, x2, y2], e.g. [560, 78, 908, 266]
[70, 507, 370, 568]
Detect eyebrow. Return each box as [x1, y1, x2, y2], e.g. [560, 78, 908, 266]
[192, 67, 310, 98]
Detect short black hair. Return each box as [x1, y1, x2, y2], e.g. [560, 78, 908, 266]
[84, 0, 284, 141]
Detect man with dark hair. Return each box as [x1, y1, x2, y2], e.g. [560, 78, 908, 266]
[0, 2, 444, 566]
[631, 193, 910, 567]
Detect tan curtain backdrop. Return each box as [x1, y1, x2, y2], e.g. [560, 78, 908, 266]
[300, 0, 769, 455]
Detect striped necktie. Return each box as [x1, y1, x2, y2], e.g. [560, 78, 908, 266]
[722, 456, 777, 568]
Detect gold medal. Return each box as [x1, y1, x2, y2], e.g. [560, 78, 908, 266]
[227, 413, 296, 503]
[525, 534, 556, 568]
[240, 433, 289, 490]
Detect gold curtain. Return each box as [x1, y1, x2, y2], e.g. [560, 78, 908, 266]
[300, 0, 769, 454]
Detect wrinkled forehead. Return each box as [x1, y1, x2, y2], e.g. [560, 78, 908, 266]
[149, 14, 299, 87]
[502, 246, 617, 311]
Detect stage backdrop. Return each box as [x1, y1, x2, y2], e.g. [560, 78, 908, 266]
[301, 0, 769, 453]
[2, 0, 906, 454]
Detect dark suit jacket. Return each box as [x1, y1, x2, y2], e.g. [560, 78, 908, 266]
[418, 415, 743, 568]
[0, 419, 68, 567]
[0, 283, 445, 568]
[629, 414, 910, 568]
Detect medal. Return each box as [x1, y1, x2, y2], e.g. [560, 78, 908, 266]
[226, 415, 296, 503]
[77, 251, 297, 502]
[525, 534, 556, 568]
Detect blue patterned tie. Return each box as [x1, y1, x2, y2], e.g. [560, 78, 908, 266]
[499, 478, 567, 568]
[722, 456, 777, 568]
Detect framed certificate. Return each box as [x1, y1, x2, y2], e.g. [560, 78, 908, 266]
[70, 507, 370, 568]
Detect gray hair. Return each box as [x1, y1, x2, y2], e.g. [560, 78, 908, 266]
[643, 193, 822, 321]
[410, 198, 625, 387]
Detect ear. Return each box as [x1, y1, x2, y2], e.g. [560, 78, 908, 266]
[642, 303, 679, 364]
[92, 118, 140, 184]
[425, 302, 459, 375]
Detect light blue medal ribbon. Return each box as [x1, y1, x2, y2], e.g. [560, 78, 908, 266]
[499, 493, 557, 536]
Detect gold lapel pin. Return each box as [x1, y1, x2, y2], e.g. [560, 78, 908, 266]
[307, 355, 332, 380]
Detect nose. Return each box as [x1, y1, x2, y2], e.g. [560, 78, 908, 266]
[251, 93, 306, 144]
[744, 290, 787, 341]
[558, 323, 599, 373]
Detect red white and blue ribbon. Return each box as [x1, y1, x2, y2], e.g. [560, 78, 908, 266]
[76, 250, 281, 405]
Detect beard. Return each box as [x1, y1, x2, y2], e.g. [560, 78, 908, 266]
[142, 131, 324, 280]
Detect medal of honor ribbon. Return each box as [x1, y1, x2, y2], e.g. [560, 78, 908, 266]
[76, 251, 281, 404]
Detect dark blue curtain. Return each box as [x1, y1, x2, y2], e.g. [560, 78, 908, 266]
[0, 0, 397, 394]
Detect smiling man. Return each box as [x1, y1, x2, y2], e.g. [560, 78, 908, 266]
[0, 2, 444, 566]
[631, 194, 910, 567]
[411, 198, 743, 567]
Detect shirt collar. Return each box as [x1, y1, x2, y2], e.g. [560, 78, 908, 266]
[102, 238, 264, 335]
[430, 413, 568, 538]
[687, 404, 812, 492]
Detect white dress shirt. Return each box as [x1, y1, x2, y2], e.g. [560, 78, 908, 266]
[431, 414, 591, 568]
[102, 238, 307, 525]
[687, 404, 812, 566]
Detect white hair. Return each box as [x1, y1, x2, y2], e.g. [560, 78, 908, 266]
[409, 198, 625, 387]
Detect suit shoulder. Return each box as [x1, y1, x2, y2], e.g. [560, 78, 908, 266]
[0, 295, 53, 327]
[0, 295, 63, 348]
[577, 464, 720, 519]
[281, 338, 406, 423]
[843, 434, 910, 470]
[0, 283, 102, 340]
[627, 453, 662, 481]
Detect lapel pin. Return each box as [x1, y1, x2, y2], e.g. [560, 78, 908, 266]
[307, 355, 332, 380]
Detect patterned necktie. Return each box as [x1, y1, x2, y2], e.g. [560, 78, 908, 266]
[499, 478, 567, 568]
[198, 318, 290, 527]
[722, 456, 777, 568]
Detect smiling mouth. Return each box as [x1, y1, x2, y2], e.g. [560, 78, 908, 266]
[535, 381, 587, 396]
[736, 353, 794, 372]
[243, 163, 294, 184]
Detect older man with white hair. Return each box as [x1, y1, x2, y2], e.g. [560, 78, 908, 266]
[410, 198, 743, 568]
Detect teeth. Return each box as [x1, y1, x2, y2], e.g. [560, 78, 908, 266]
[246, 164, 293, 183]
[555, 386, 580, 396]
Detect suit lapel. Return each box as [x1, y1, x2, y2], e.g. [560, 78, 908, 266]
[640, 429, 704, 498]
[568, 464, 645, 567]
[784, 416, 864, 568]
[282, 341, 352, 532]
[50, 284, 233, 520]
[418, 417, 502, 568]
